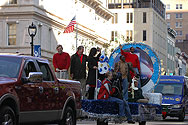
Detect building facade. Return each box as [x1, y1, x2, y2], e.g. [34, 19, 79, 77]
[162, 0, 188, 43]
[107, 0, 168, 73]
[166, 28, 176, 75]
[175, 47, 188, 76]
[162, 0, 188, 58]
[0, 0, 113, 60]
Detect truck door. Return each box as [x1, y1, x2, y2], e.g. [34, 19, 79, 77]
[36, 61, 59, 119]
[16, 60, 41, 112]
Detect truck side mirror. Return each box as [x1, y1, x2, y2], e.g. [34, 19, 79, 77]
[27, 72, 43, 83]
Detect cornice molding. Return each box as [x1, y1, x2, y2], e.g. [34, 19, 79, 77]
[79, 0, 113, 20]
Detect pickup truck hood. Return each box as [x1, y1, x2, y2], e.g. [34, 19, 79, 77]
[162, 95, 182, 105]
[0, 77, 16, 84]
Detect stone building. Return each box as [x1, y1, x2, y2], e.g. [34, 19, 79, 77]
[0, 0, 113, 60]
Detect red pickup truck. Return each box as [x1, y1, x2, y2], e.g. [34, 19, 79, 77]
[0, 54, 81, 125]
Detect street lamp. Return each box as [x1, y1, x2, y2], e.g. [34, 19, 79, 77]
[28, 22, 37, 56]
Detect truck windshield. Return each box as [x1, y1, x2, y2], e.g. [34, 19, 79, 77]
[0, 57, 22, 78]
[154, 83, 183, 96]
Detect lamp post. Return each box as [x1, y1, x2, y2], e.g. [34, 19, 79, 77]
[28, 22, 37, 56]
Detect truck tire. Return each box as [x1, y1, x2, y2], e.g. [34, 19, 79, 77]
[59, 106, 76, 125]
[0, 106, 16, 125]
[178, 110, 185, 121]
[139, 121, 146, 125]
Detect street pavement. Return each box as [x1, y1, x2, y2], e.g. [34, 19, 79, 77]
[76, 115, 188, 125]
[22, 115, 188, 125]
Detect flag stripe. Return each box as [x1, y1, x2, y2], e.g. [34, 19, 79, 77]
[63, 16, 76, 33]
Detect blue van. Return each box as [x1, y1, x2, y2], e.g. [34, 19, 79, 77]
[154, 75, 188, 121]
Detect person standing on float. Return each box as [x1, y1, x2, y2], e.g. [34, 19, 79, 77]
[119, 44, 141, 88]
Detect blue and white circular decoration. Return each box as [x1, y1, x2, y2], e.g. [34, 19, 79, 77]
[108, 43, 161, 93]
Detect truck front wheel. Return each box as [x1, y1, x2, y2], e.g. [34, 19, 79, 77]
[0, 106, 16, 125]
[59, 106, 76, 125]
[139, 121, 146, 125]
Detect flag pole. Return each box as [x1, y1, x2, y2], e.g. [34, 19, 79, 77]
[76, 22, 78, 50]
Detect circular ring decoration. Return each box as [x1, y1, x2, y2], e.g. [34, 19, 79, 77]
[108, 43, 161, 93]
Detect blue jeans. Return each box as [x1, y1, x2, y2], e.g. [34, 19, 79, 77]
[133, 68, 141, 88]
[122, 78, 129, 101]
[124, 100, 133, 121]
[108, 96, 125, 116]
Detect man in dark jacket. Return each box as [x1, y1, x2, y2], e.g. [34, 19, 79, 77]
[70, 46, 87, 99]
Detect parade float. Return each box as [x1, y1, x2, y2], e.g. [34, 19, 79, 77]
[81, 43, 162, 125]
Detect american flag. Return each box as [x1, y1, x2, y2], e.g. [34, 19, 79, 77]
[63, 16, 76, 33]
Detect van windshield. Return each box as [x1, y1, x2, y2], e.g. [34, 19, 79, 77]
[154, 83, 183, 96]
[0, 56, 22, 78]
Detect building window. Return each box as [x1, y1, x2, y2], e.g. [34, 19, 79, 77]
[8, 0, 17, 4]
[143, 12, 146, 23]
[8, 23, 16, 45]
[111, 31, 118, 41]
[180, 13, 183, 18]
[111, 31, 114, 41]
[126, 30, 133, 41]
[175, 22, 178, 27]
[180, 4, 182, 9]
[176, 31, 183, 36]
[175, 22, 182, 28]
[126, 13, 129, 23]
[126, 13, 133, 23]
[176, 39, 183, 42]
[166, 4, 170, 9]
[179, 31, 182, 36]
[115, 31, 118, 40]
[130, 30, 132, 41]
[143, 30, 146, 41]
[176, 13, 183, 19]
[176, 4, 183, 9]
[130, 13, 133, 23]
[167, 22, 170, 28]
[115, 13, 118, 24]
[126, 30, 129, 40]
[179, 22, 182, 28]
[166, 13, 170, 19]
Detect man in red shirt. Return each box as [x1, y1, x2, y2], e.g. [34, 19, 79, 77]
[53, 45, 70, 79]
[119, 44, 141, 88]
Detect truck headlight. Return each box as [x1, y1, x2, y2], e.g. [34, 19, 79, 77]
[172, 104, 182, 108]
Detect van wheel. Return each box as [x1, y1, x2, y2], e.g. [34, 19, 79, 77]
[97, 119, 108, 125]
[139, 121, 146, 125]
[179, 110, 185, 121]
[59, 106, 76, 125]
[162, 115, 167, 120]
[0, 106, 16, 125]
